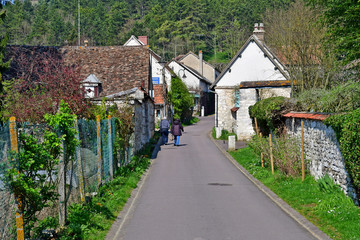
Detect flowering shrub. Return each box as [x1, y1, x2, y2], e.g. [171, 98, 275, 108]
[2, 48, 90, 122]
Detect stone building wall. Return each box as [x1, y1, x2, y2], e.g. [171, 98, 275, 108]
[235, 88, 257, 140]
[114, 95, 154, 154]
[259, 88, 291, 99]
[215, 88, 235, 132]
[285, 117, 358, 202]
[133, 98, 155, 153]
[216, 87, 290, 140]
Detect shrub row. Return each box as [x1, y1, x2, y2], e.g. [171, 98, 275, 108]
[248, 96, 299, 135]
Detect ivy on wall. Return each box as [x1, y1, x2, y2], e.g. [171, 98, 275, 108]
[324, 108, 360, 196]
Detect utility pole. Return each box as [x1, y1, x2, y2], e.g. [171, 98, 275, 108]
[78, 0, 80, 46]
[174, 42, 177, 58]
[214, 32, 217, 63]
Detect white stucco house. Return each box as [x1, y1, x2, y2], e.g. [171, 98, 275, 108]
[168, 59, 213, 113]
[211, 23, 292, 140]
[177, 51, 220, 84]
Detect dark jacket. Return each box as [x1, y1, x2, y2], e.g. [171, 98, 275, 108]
[171, 119, 184, 136]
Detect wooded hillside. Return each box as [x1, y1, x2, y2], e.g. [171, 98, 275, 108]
[2, 0, 293, 64]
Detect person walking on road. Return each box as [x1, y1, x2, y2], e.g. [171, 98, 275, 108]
[160, 116, 170, 145]
[171, 118, 184, 146]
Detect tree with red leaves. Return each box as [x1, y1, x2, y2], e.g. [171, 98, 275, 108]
[2, 46, 90, 122]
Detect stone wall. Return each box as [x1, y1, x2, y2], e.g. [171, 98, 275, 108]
[285, 117, 358, 202]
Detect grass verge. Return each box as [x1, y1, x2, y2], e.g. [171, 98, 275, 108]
[230, 147, 360, 240]
[50, 135, 159, 240]
[212, 127, 237, 140]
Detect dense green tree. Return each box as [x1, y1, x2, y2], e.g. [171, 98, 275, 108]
[48, 9, 67, 45]
[0, 1, 10, 120]
[105, 1, 129, 45]
[2, 0, 295, 62]
[29, 1, 49, 44]
[307, 0, 360, 65]
[169, 75, 193, 122]
[2, 0, 32, 44]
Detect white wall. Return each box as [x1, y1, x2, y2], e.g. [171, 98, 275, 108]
[125, 38, 143, 46]
[217, 41, 287, 87]
[168, 61, 200, 91]
[151, 56, 166, 85]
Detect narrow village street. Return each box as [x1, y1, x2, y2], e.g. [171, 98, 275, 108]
[107, 116, 317, 240]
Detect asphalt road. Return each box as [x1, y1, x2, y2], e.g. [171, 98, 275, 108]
[116, 116, 316, 240]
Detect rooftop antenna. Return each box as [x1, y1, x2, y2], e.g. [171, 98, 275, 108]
[78, 0, 80, 46]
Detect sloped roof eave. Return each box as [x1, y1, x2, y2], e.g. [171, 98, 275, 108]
[179, 51, 219, 71]
[211, 35, 289, 88]
[173, 60, 212, 85]
[123, 35, 145, 46]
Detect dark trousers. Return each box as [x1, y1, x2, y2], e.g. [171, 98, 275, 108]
[161, 129, 169, 144]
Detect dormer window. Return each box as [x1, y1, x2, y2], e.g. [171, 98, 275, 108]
[81, 74, 102, 98]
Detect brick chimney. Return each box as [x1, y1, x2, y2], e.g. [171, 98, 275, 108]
[138, 36, 148, 45]
[199, 50, 203, 76]
[253, 23, 265, 44]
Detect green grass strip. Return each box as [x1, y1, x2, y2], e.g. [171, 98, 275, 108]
[54, 135, 158, 239]
[230, 147, 360, 240]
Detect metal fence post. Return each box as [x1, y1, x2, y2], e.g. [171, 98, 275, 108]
[301, 120, 305, 181]
[9, 117, 25, 240]
[74, 118, 85, 202]
[108, 115, 113, 180]
[97, 115, 102, 186]
[58, 141, 66, 226]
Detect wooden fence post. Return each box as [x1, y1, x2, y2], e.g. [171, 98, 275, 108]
[97, 115, 102, 186]
[74, 118, 85, 202]
[9, 117, 25, 240]
[260, 133, 264, 168]
[301, 121, 305, 181]
[255, 117, 259, 136]
[269, 133, 274, 175]
[58, 142, 66, 226]
[108, 115, 114, 180]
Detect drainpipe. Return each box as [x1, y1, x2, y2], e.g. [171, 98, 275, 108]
[199, 50, 203, 76]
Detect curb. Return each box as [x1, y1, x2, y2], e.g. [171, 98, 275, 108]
[209, 131, 331, 240]
[105, 137, 162, 240]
